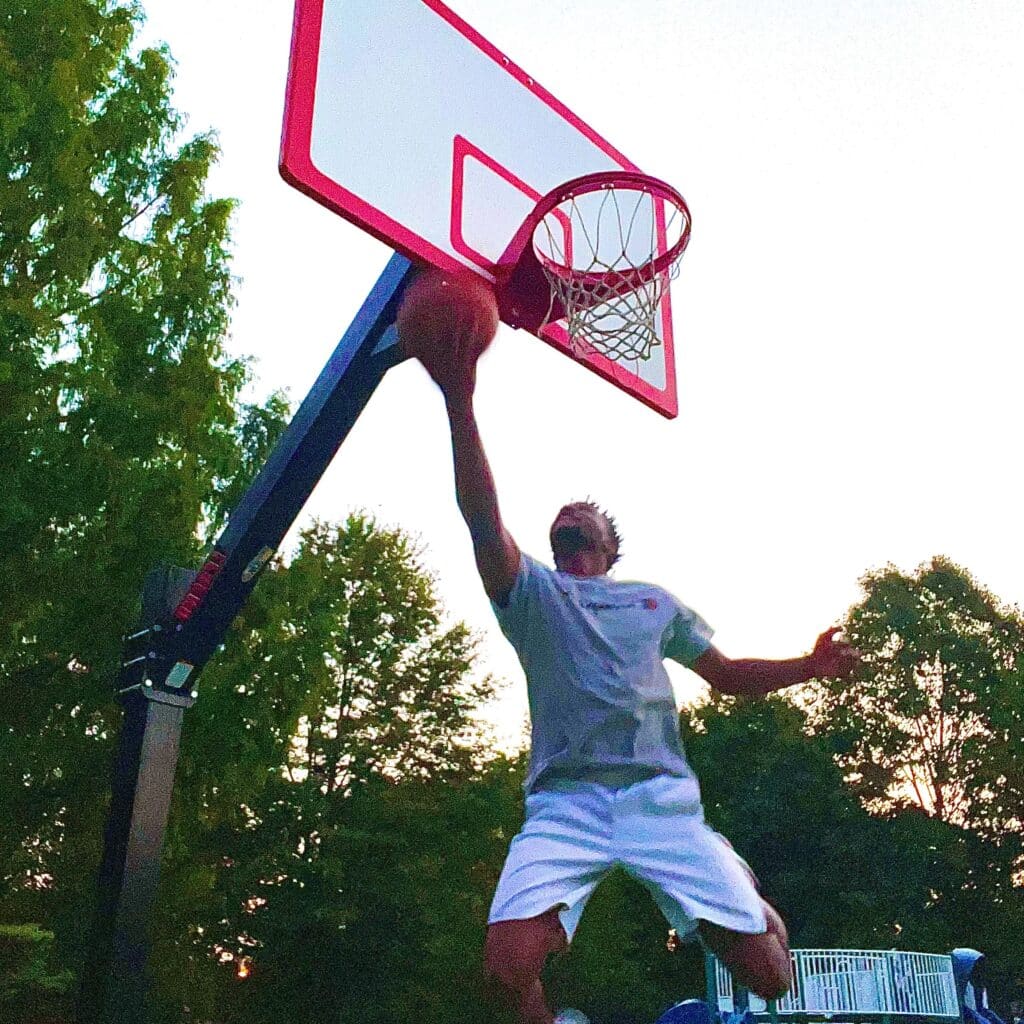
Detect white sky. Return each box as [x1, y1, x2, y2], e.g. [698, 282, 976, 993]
[138, 1, 1024, 747]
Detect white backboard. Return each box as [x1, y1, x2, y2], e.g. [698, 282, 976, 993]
[281, 0, 679, 417]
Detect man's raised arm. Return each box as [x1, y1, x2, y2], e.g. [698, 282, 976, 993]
[397, 271, 520, 605]
[444, 396, 520, 605]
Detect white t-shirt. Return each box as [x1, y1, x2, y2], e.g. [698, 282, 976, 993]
[491, 553, 714, 793]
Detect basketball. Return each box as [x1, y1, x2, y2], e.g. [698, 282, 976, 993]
[397, 269, 499, 378]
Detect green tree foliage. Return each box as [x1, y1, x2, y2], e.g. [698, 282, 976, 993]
[0, 924, 74, 1023]
[812, 558, 1023, 838]
[0, 0, 286, 985]
[213, 761, 526, 1024]
[142, 517, 508, 1023]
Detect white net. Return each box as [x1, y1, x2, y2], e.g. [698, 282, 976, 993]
[532, 183, 688, 362]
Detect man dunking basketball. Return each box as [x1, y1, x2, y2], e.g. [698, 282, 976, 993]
[398, 271, 859, 1024]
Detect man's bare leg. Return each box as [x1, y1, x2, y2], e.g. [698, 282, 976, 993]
[699, 900, 792, 1001]
[484, 907, 568, 1024]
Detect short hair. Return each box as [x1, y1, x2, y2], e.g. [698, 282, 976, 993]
[559, 499, 623, 569]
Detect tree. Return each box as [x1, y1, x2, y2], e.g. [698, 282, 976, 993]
[808, 558, 1023, 840]
[804, 557, 1024, 1011]
[0, 0, 286, 994]
[142, 516, 507, 1023]
[218, 758, 527, 1024]
[0, 924, 74, 1023]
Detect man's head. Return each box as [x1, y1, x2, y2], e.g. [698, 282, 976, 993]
[549, 501, 622, 576]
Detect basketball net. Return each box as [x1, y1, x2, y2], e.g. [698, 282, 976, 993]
[533, 184, 688, 363]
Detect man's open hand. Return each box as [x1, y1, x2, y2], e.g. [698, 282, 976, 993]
[808, 628, 861, 680]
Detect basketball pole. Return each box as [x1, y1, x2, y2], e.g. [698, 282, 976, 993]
[77, 253, 416, 1024]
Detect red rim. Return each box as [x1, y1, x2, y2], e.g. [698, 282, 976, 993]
[527, 170, 691, 289]
[495, 170, 690, 334]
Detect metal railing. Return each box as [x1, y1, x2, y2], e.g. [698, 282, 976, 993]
[712, 949, 960, 1019]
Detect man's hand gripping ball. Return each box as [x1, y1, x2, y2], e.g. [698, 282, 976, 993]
[397, 269, 499, 406]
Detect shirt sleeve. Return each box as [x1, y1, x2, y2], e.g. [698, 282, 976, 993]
[661, 598, 714, 667]
[489, 552, 549, 651]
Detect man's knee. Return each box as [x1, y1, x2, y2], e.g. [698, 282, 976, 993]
[700, 903, 792, 1002]
[734, 935, 791, 1001]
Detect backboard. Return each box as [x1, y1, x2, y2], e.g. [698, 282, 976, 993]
[281, 0, 681, 418]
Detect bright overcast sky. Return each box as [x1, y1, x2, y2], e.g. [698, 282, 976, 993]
[138, 0, 1024, 746]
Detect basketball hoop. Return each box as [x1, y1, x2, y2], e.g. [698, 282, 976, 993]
[495, 171, 691, 362]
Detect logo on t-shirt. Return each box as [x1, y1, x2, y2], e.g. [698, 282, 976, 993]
[580, 597, 659, 612]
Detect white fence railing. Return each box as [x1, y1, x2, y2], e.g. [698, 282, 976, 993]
[713, 949, 960, 1019]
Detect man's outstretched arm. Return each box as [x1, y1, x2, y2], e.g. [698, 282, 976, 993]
[692, 629, 859, 695]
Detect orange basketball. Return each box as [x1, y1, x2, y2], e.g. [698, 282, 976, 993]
[397, 269, 499, 371]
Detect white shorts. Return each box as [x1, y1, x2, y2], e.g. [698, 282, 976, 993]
[488, 774, 767, 942]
